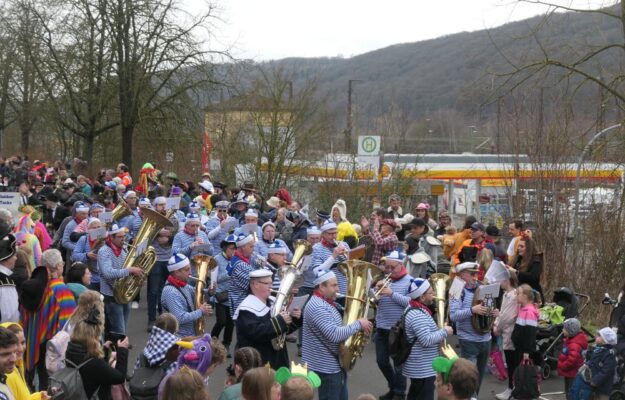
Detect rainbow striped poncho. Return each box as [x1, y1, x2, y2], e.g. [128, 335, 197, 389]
[20, 278, 76, 371]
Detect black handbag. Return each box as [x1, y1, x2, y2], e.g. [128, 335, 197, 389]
[215, 291, 229, 303]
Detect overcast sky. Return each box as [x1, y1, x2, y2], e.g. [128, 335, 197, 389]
[184, 0, 612, 61]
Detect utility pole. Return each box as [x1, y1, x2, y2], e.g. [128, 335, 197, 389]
[345, 79, 362, 152]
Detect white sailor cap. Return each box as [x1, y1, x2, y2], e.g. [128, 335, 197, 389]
[250, 269, 273, 279]
[153, 196, 167, 206]
[75, 202, 90, 213]
[267, 242, 288, 255]
[168, 253, 190, 272]
[408, 278, 431, 300]
[108, 224, 126, 235]
[313, 267, 336, 286]
[236, 233, 254, 247]
[244, 209, 258, 219]
[198, 181, 214, 193]
[215, 200, 230, 209]
[87, 217, 102, 227]
[320, 219, 337, 232]
[306, 226, 322, 236]
[456, 262, 480, 273]
[138, 197, 151, 208]
[261, 221, 276, 231]
[123, 191, 137, 200]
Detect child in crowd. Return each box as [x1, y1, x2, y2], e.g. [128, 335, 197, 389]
[511, 284, 539, 363]
[218, 347, 263, 400]
[493, 273, 519, 400]
[432, 357, 479, 400]
[134, 313, 179, 376]
[570, 327, 617, 400]
[161, 366, 210, 400]
[557, 318, 588, 400]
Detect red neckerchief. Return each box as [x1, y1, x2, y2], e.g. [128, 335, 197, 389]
[409, 299, 433, 315]
[75, 216, 84, 224]
[218, 212, 227, 221]
[321, 238, 334, 249]
[234, 251, 250, 264]
[88, 236, 96, 248]
[106, 237, 123, 257]
[183, 227, 195, 236]
[167, 275, 187, 288]
[201, 192, 209, 200]
[314, 290, 336, 308]
[391, 267, 408, 282]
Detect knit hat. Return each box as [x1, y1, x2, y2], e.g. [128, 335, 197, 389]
[188, 200, 201, 211]
[185, 213, 200, 223]
[138, 198, 152, 208]
[168, 253, 190, 272]
[563, 318, 581, 336]
[220, 234, 238, 248]
[236, 233, 254, 247]
[416, 203, 430, 210]
[313, 268, 336, 286]
[261, 221, 276, 231]
[316, 210, 330, 220]
[75, 202, 90, 213]
[320, 219, 337, 232]
[267, 242, 288, 255]
[170, 186, 182, 196]
[598, 327, 617, 345]
[307, 226, 321, 236]
[384, 250, 405, 263]
[331, 199, 347, 222]
[90, 203, 105, 213]
[408, 278, 431, 300]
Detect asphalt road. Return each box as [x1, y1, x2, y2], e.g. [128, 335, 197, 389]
[126, 289, 566, 399]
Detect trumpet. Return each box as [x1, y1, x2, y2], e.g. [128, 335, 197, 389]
[369, 272, 392, 309]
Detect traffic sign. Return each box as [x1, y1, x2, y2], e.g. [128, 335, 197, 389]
[358, 136, 381, 156]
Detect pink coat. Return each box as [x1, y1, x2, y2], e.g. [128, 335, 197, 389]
[494, 289, 518, 350]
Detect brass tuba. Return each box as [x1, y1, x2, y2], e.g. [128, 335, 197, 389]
[192, 254, 217, 335]
[471, 284, 495, 334]
[338, 260, 378, 370]
[271, 239, 312, 350]
[113, 208, 174, 304]
[110, 197, 133, 228]
[430, 273, 457, 358]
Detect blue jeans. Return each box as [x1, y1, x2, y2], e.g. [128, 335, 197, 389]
[375, 328, 407, 396]
[570, 375, 593, 400]
[147, 260, 169, 322]
[316, 370, 348, 400]
[459, 339, 491, 394]
[104, 297, 130, 335]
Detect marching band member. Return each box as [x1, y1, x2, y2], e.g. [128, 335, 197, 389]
[72, 217, 104, 292]
[129, 197, 153, 241]
[404, 278, 453, 400]
[160, 253, 213, 337]
[233, 269, 301, 369]
[188, 200, 209, 227]
[205, 200, 232, 250]
[97, 224, 144, 335]
[172, 212, 213, 260]
[449, 262, 499, 395]
[255, 221, 293, 260]
[227, 233, 257, 318]
[296, 225, 322, 356]
[211, 234, 237, 355]
[301, 268, 372, 400]
[310, 219, 349, 299]
[62, 201, 90, 256]
[265, 241, 289, 291]
[234, 209, 263, 238]
[117, 191, 139, 230]
[374, 250, 412, 400]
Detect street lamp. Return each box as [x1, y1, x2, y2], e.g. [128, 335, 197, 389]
[572, 123, 622, 234]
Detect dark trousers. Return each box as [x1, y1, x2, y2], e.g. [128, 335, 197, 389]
[375, 328, 407, 396]
[297, 286, 314, 348]
[407, 376, 436, 400]
[26, 341, 48, 391]
[459, 339, 491, 395]
[211, 302, 234, 346]
[565, 376, 575, 400]
[316, 370, 348, 400]
[147, 260, 169, 322]
[504, 349, 520, 390]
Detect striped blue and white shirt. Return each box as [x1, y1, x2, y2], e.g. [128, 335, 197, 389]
[62, 219, 79, 252]
[310, 241, 350, 295]
[161, 283, 202, 337]
[72, 235, 101, 284]
[130, 215, 143, 241]
[228, 255, 254, 318]
[172, 230, 213, 258]
[97, 244, 129, 297]
[255, 238, 293, 261]
[205, 216, 229, 250]
[449, 286, 491, 342]
[301, 295, 361, 374]
[375, 275, 411, 329]
[213, 252, 232, 304]
[403, 307, 448, 378]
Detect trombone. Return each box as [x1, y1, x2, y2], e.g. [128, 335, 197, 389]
[369, 272, 392, 309]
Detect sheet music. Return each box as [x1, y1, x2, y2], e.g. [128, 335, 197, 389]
[485, 260, 510, 284]
[101, 211, 113, 224]
[448, 276, 466, 300]
[287, 295, 309, 312]
[135, 240, 148, 257]
[241, 223, 258, 235]
[165, 197, 181, 210]
[88, 227, 107, 241]
[223, 217, 239, 232]
[476, 283, 501, 300]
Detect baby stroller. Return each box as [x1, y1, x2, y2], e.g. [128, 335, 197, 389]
[536, 287, 591, 380]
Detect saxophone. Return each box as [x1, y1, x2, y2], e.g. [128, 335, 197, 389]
[270, 240, 312, 350]
[338, 259, 378, 370]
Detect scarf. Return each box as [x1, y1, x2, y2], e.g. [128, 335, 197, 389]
[313, 290, 336, 308]
[233, 251, 249, 264]
[321, 238, 334, 249]
[391, 267, 408, 282]
[201, 192, 209, 200]
[167, 275, 187, 288]
[183, 227, 195, 236]
[409, 299, 432, 316]
[106, 237, 123, 257]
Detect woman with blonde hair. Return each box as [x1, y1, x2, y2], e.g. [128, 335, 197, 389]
[67, 289, 104, 333]
[64, 306, 129, 400]
[0, 322, 45, 400]
[161, 367, 210, 400]
[241, 367, 280, 400]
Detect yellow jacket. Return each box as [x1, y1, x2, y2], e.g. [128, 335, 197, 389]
[0, 322, 42, 400]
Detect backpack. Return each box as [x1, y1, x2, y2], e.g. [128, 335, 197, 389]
[46, 322, 72, 375]
[512, 359, 540, 400]
[128, 354, 171, 400]
[48, 358, 97, 400]
[388, 308, 418, 365]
